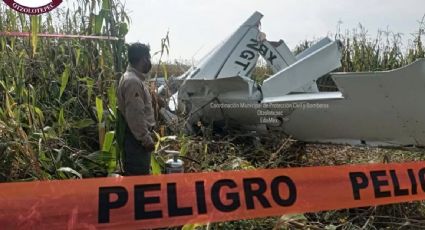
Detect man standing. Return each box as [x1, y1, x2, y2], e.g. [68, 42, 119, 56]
[117, 43, 155, 175]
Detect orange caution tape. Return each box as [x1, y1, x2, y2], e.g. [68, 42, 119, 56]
[1, 162, 425, 229]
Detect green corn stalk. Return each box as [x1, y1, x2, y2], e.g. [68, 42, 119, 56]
[96, 97, 105, 150]
[151, 131, 163, 175]
[59, 65, 70, 100]
[182, 223, 204, 230]
[0, 0, 131, 180]
[102, 131, 116, 174]
[57, 108, 65, 135]
[30, 15, 39, 56]
[107, 85, 117, 118]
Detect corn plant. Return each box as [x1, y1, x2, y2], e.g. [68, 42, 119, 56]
[0, 0, 129, 180]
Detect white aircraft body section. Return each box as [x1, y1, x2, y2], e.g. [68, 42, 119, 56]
[284, 60, 425, 146]
[188, 12, 263, 80]
[169, 11, 425, 147]
[262, 40, 319, 93]
[263, 40, 296, 71]
[262, 40, 342, 98]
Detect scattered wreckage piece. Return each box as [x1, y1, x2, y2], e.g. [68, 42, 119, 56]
[284, 59, 425, 146]
[163, 11, 425, 147]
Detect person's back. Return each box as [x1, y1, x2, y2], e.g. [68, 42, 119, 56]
[117, 43, 155, 175]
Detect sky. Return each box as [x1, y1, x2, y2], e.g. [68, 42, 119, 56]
[122, 0, 424, 63]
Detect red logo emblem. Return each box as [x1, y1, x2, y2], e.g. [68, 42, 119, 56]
[3, 0, 63, 15]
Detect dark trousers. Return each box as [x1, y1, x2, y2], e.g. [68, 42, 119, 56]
[123, 125, 151, 176]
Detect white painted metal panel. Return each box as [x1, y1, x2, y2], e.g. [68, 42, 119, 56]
[217, 28, 261, 78]
[262, 40, 295, 72]
[261, 40, 319, 93]
[261, 41, 342, 98]
[283, 59, 425, 146]
[188, 12, 263, 80]
[262, 92, 343, 103]
[178, 76, 262, 127]
[295, 37, 332, 60]
[172, 11, 425, 147]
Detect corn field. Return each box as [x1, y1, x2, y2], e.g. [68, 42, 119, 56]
[0, 0, 129, 181]
[1, 0, 425, 228]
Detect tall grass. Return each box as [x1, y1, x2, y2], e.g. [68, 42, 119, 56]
[0, 0, 129, 181]
[316, 20, 424, 90]
[250, 18, 425, 86]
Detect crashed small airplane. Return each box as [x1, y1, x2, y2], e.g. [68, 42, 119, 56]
[162, 11, 425, 147]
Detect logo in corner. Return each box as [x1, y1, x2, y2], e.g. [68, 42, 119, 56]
[3, 0, 63, 15]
